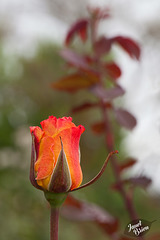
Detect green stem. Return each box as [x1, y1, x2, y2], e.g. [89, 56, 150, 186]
[50, 207, 59, 240]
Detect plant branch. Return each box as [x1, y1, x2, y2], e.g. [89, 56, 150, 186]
[89, 15, 139, 221]
[100, 100, 138, 220]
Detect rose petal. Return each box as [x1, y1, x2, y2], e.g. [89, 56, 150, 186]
[40, 116, 57, 136]
[60, 125, 85, 190]
[56, 117, 75, 134]
[30, 126, 44, 156]
[35, 136, 55, 181]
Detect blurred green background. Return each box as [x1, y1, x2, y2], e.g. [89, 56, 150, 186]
[0, 40, 160, 240]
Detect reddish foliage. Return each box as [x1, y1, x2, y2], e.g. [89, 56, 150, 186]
[104, 62, 122, 80]
[118, 158, 137, 172]
[114, 108, 137, 130]
[104, 102, 113, 109]
[51, 8, 154, 239]
[112, 176, 152, 190]
[51, 72, 99, 92]
[111, 36, 141, 60]
[124, 176, 152, 188]
[65, 19, 88, 46]
[84, 55, 95, 65]
[62, 195, 119, 236]
[91, 85, 125, 101]
[60, 49, 90, 70]
[94, 37, 112, 58]
[60, 49, 100, 78]
[71, 102, 98, 113]
[91, 121, 105, 134]
[71, 101, 112, 114]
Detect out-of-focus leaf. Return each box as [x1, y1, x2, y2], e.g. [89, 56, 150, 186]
[91, 121, 114, 147]
[84, 55, 94, 65]
[91, 85, 125, 101]
[51, 72, 99, 92]
[114, 108, 137, 130]
[111, 176, 152, 190]
[104, 102, 112, 109]
[94, 37, 112, 57]
[79, 25, 88, 42]
[124, 176, 152, 188]
[119, 158, 137, 172]
[62, 195, 119, 236]
[65, 19, 88, 46]
[60, 49, 90, 71]
[91, 121, 105, 134]
[104, 62, 122, 79]
[111, 36, 141, 60]
[71, 102, 98, 113]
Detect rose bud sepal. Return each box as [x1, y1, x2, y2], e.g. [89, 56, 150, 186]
[30, 134, 43, 191]
[48, 137, 72, 193]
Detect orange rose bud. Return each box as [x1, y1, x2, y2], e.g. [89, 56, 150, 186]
[30, 116, 85, 193]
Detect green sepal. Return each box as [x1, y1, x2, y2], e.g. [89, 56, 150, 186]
[44, 191, 68, 208]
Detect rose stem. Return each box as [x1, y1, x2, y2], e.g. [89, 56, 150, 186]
[50, 207, 59, 240]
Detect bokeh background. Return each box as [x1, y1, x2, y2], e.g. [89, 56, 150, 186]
[1, 0, 160, 239]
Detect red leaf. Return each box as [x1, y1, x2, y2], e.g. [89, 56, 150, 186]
[62, 195, 119, 235]
[64, 194, 82, 208]
[65, 19, 88, 46]
[60, 49, 99, 78]
[119, 158, 137, 172]
[71, 102, 98, 113]
[124, 176, 152, 188]
[51, 72, 99, 92]
[60, 49, 89, 70]
[104, 102, 112, 109]
[94, 37, 112, 58]
[91, 121, 105, 134]
[79, 26, 88, 42]
[84, 55, 94, 65]
[91, 85, 125, 101]
[111, 176, 151, 191]
[114, 108, 137, 130]
[111, 36, 141, 60]
[104, 62, 122, 79]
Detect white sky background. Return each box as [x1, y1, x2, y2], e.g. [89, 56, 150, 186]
[1, 0, 160, 195]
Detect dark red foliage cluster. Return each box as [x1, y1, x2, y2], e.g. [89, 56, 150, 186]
[51, 7, 156, 240]
[51, 7, 139, 131]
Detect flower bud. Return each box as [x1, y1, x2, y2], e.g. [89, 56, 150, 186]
[30, 116, 85, 193]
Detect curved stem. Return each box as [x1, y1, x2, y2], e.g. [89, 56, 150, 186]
[50, 207, 59, 240]
[71, 150, 118, 192]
